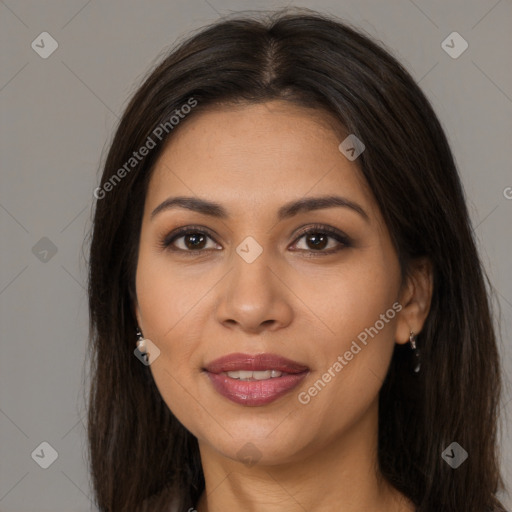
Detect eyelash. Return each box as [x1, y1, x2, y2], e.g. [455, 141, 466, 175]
[159, 223, 352, 257]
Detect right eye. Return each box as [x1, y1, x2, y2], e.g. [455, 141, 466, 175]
[160, 226, 222, 254]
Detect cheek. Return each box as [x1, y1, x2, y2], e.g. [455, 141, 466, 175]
[295, 246, 400, 350]
[135, 243, 213, 341]
[134, 248, 200, 383]
[294, 246, 400, 411]
[135, 250, 207, 422]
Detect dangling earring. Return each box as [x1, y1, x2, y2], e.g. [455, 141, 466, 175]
[135, 327, 149, 364]
[409, 331, 421, 373]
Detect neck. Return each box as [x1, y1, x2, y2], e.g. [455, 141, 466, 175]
[195, 400, 414, 512]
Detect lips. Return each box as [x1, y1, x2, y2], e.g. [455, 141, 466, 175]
[203, 353, 309, 406]
[204, 353, 309, 374]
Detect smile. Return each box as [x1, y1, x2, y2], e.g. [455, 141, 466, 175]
[203, 353, 309, 406]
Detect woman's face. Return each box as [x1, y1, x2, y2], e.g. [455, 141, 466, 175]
[135, 100, 411, 466]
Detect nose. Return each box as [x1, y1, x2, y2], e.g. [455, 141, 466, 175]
[214, 252, 294, 335]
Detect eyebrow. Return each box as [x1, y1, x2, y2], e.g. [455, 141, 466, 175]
[150, 195, 369, 222]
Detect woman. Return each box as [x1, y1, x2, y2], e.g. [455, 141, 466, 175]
[87, 8, 507, 512]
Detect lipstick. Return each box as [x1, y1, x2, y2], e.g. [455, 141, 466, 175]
[203, 353, 309, 406]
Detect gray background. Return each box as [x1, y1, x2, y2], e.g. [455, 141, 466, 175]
[0, 1, 511, 510]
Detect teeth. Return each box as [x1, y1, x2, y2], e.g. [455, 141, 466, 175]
[251, 370, 271, 380]
[226, 370, 284, 380]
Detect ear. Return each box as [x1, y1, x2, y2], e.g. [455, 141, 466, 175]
[133, 297, 143, 332]
[394, 257, 433, 344]
[129, 282, 143, 331]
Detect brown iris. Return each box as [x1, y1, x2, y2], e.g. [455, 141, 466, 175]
[184, 233, 208, 250]
[305, 232, 328, 250]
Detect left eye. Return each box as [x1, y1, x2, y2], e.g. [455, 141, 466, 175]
[290, 226, 350, 254]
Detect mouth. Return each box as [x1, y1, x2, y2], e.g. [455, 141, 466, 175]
[203, 353, 309, 406]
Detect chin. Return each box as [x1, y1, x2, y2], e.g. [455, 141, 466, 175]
[195, 420, 313, 467]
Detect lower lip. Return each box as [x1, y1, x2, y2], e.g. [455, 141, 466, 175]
[206, 372, 308, 406]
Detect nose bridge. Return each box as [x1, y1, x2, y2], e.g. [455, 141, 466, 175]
[229, 239, 277, 305]
[231, 241, 274, 298]
[214, 238, 293, 332]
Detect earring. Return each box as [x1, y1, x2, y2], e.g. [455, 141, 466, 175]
[135, 327, 149, 363]
[409, 331, 421, 373]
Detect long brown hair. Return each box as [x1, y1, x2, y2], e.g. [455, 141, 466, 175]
[87, 8, 507, 511]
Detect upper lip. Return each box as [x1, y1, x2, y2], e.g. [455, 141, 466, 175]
[204, 353, 309, 374]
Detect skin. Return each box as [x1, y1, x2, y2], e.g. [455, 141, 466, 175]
[135, 100, 432, 512]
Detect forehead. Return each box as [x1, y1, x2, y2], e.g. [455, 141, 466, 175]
[146, 100, 375, 216]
